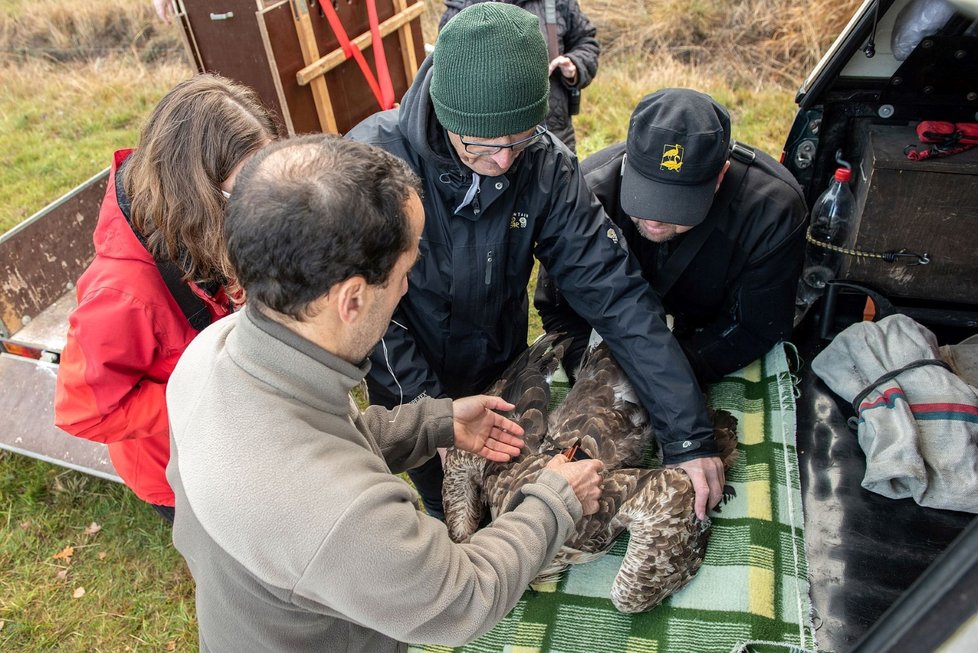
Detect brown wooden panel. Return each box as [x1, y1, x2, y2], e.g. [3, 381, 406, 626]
[259, 1, 322, 133]
[178, 0, 290, 133]
[0, 170, 105, 338]
[841, 126, 978, 304]
[255, 0, 424, 134]
[0, 354, 120, 483]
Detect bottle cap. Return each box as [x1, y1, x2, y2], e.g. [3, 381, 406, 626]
[834, 167, 852, 183]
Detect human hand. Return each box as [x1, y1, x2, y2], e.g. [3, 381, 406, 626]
[452, 395, 525, 462]
[153, 0, 173, 24]
[548, 56, 578, 83]
[668, 456, 725, 520]
[545, 454, 604, 515]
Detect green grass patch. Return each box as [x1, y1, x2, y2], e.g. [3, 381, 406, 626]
[575, 53, 796, 159]
[0, 451, 195, 651]
[0, 57, 190, 233]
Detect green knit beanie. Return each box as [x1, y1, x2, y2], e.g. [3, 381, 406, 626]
[430, 3, 549, 139]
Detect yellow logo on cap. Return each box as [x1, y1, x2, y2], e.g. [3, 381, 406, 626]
[660, 143, 684, 172]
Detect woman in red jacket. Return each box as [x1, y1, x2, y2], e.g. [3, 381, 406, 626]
[55, 74, 278, 522]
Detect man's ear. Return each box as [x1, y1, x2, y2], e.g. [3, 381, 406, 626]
[334, 276, 368, 325]
[715, 160, 732, 192]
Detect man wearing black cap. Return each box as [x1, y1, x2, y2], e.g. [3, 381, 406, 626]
[537, 88, 807, 384]
[348, 7, 725, 522]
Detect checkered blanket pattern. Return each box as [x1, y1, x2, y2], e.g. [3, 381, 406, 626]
[410, 345, 816, 653]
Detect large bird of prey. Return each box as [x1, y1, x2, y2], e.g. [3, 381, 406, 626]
[442, 335, 738, 613]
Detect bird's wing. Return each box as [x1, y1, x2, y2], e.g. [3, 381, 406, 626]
[561, 467, 649, 555]
[610, 467, 710, 613]
[546, 343, 652, 468]
[483, 332, 571, 451]
[484, 454, 551, 521]
[442, 447, 489, 543]
[710, 407, 740, 469]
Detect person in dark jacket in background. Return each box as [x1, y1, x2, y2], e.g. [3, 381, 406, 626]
[537, 88, 807, 385]
[439, 0, 599, 152]
[347, 5, 723, 523]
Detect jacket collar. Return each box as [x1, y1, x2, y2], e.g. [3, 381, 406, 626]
[399, 56, 458, 174]
[92, 149, 156, 265]
[232, 304, 369, 416]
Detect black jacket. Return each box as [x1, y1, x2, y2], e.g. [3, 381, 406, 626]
[345, 57, 716, 465]
[536, 142, 807, 383]
[439, 0, 599, 151]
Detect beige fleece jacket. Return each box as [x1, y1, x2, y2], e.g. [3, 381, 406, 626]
[165, 305, 581, 652]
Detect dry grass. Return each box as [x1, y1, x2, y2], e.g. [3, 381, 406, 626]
[582, 0, 861, 86]
[0, 0, 182, 62]
[1, 0, 861, 83]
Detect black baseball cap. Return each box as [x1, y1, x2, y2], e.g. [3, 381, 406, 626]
[620, 88, 731, 226]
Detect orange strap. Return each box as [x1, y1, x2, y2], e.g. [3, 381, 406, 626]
[315, 0, 396, 110]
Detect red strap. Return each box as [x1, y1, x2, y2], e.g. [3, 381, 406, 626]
[315, 0, 396, 110]
[365, 0, 395, 109]
[954, 122, 978, 141]
[916, 120, 955, 143]
[908, 120, 978, 160]
[907, 142, 977, 161]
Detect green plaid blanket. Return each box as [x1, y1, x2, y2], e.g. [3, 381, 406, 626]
[410, 345, 816, 653]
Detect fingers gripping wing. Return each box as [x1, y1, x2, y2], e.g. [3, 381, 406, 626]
[483, 332, 571, 451]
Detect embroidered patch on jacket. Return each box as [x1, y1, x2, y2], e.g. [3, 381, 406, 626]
[510, 212, 529, 229]
[660, 143, 684, 172]
[606, 228, 619, 244]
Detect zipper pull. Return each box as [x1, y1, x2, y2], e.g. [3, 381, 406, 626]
[485, 250, 493, 285]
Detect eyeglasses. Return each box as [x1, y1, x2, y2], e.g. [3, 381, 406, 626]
[459, 125, 547, 156]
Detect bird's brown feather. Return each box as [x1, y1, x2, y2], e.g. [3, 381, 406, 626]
[441, 338, 739, 613]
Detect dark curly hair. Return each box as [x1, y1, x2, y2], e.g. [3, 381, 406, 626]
[225, 134, 422, 321]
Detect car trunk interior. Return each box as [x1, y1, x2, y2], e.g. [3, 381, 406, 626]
[784, 0, 978, 649]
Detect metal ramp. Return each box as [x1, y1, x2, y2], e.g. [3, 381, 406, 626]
[0, 168, 119, 482]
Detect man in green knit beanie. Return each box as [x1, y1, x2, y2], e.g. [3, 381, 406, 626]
[347, 3, 724, 525]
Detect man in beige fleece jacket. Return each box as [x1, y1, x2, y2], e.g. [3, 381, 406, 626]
[165, 135, 604, 652]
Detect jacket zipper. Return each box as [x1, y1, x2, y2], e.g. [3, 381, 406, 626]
[485, 250, 493, 285]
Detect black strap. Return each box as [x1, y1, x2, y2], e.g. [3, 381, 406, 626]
[652, 142, 755, 297]
[115, 161, 214, 332]
[850, 358, 954, 415]
[543, 0, 560, 62]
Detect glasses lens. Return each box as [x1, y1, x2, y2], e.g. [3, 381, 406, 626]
[462, 127, 544, 156]
[512, 133, 543, 154]
[465, 144, 501, 156]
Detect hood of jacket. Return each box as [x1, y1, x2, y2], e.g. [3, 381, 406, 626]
[397, 56, 476, 184]
[93, 149, 155, 267]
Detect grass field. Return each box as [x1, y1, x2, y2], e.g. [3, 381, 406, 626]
[0, 0, 857, 649]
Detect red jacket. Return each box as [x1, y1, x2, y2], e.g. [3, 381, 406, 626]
[55, 150, 233, 507]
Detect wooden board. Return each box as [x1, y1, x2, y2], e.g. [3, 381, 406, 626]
[179, 0, 425, 135]
[0, 169, 104, 338]
[841, 125, 978, 304]
[176, 0, 291, 134]
[2, 291, 76, 354]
